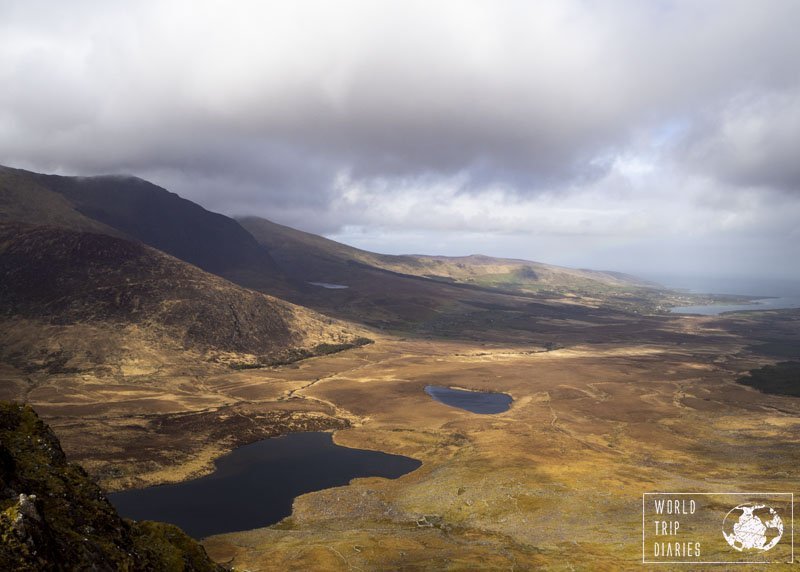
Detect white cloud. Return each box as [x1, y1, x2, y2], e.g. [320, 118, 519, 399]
[0, 0, 799, 279]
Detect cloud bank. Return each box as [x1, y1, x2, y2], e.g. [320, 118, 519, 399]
[1, 0, 799, 282]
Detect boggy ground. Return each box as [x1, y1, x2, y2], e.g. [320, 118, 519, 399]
[4, 308, 800, 570]
[202, 315, 800, 571]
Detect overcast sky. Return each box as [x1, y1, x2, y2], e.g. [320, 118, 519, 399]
[2, 1, 799, 287]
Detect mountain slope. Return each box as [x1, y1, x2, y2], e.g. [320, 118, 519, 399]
[235, 216, 680, 332]
[0, 167, 116, 234]
[371, 254, 656, 292]
[0, 222, 364, 371]
[1, 164, 674, 335]
[2, 164, 660, 304]
[0, 166, 284, 293]
[239, 216, 659, 295]
[237, 216, 514, 330]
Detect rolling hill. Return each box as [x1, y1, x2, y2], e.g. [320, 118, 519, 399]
[238, 216, 677, 330]
[239, 216, 658, 295]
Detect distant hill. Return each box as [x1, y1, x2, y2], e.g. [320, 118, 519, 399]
[388, 255, 658, 291]
[237, 216, 674, 331]
[238, 216, 519, 329]
[239, 216, 659, 295]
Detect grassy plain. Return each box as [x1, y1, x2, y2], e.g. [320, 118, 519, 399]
[4, 165, 796, 569]
[4, 302, 799, 570]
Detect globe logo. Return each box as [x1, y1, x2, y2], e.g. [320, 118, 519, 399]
[722, 504, 784, 552]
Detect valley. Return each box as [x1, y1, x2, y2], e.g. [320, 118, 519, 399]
[1, 166, 799, 570]
[5, 308, 799, 570]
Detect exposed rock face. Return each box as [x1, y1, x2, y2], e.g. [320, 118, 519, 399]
[0, 401, 224, 571]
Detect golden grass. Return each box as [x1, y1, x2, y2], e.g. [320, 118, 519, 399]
[5, 310, 799, 570]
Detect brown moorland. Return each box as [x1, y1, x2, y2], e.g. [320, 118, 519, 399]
[2, 167, 798, 570]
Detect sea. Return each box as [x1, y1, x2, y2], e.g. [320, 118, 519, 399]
[644, 274, 800, 315]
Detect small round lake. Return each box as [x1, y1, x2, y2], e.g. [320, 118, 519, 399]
[109, 431, 420, 538]
[424, 385, 512, 414]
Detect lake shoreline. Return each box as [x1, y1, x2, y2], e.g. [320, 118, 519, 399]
[109, 431, 422, 539]
[424, 384, 513, 414]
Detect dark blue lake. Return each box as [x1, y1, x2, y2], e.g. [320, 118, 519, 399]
[109, 431, 420, 538]
[424, 385, 512, 414]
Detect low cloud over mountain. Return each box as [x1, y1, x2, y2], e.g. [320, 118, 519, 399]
[1, 0, 799, 279]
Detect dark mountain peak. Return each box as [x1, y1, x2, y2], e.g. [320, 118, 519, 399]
[30, 172, 281, 285]
[0, 166, 287, 292]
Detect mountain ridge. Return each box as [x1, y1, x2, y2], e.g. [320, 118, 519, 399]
[1, 164, 684, 335]
[1, 164, 659, 297]
[238, 215, 660, 295]
[1, 165, 286, 294]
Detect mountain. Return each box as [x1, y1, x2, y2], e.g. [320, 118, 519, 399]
[0, 166, 116, 234]
[236, 216, 523, 330]
[1, 164, 676, 336]
[1, 164, 663, 307]
[0, 222, 365, 372]
[1, 165, 285, 293]
[377, 255, 657, 292]
[237, 216, 672, 330]
[239, 216, 657, 295]
[0, 401, 223, 571]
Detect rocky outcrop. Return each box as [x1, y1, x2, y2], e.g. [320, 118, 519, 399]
[0, 401, 224, 571]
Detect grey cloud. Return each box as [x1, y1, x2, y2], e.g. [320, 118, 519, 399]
[2, 1, 799, 198]
[1, 0, 799, 278]
[682, 92, 800, 193]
